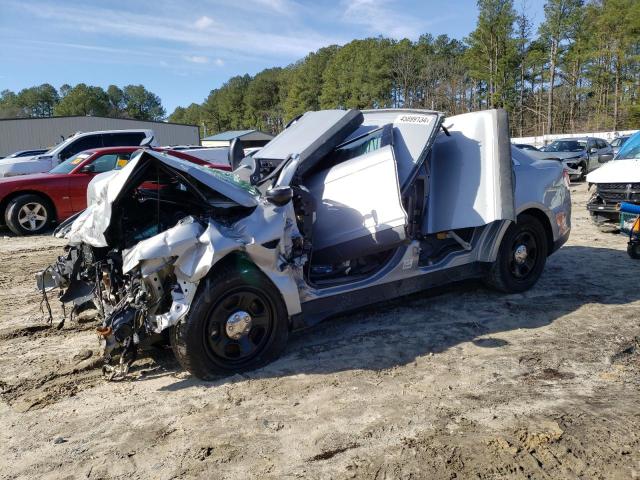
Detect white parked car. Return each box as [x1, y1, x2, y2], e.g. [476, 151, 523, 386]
[0, 129, 155, 178]
[587, 130, 640, 227]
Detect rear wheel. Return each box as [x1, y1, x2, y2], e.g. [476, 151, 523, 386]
[171, 260, 289, 380]
[485, 214, 548, 293]
[5, 194, 53, 235]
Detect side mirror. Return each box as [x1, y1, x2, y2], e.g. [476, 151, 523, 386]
[599, 153, 613, 163]
[80, 164, 95, 173]
[589, 147, 598, 154]
[228, 138, 245, 171]
[265, 186, 293, 206]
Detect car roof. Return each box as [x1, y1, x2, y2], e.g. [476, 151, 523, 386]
[70, 129, 153, 137]
[80, 146, 141, 156]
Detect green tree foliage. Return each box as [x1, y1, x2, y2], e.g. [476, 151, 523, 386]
[54, 83, 110, 116]
[538, 0, 584, 134]
[284, 46, 339, 119]
[0, 90, 22, 118]
[244, 68, 288, 133]
[122, 84, 166, 121]
[107, 85, 125, 117]
[320, 38, 394, 109]
[1, 83, 167, 121]
[466, 0, 518, 109]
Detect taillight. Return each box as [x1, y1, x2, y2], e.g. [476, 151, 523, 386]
[562, 169, 570, 188]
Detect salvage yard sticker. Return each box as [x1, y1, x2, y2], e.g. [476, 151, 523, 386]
[395, 114, 433, 125]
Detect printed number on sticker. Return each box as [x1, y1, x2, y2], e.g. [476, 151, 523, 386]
[396, 114, 432, 125]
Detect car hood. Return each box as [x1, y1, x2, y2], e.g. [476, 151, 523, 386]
[586, 159, 640, 183]
[0, 155, 55, 177]
[64, 149, 261, 247]
[533, 151, 586, 160]
[0, 172, 67, 188]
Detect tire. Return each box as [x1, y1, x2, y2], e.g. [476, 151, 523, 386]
[5, 194, 53, 236]
[485, 214, 549, 293]
[628, 242, 640, 260]
[171, 260, 289, 380]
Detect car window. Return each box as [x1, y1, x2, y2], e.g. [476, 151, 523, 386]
[49, 152, 92, 174]
[331, 124, 393, 164]
[90, 153, 132, 173]
[596, 139, 607, 149]
[60, 135, 103, 160]
[616, 133, 640, 160]
[103, 132, 146, 147]
[542, 140, 586, 152]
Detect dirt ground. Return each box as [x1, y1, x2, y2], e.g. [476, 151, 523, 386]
[0, 182, 639, 480]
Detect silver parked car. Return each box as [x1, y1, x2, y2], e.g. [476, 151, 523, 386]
[538, 136, 613, 181]
[38, 108, 571, 380]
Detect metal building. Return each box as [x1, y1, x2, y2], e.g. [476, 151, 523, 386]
[0, 116, 200, 157]
[201, 129, 274, 148]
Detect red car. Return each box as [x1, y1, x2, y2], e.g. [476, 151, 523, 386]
[0, 147, 230, 235]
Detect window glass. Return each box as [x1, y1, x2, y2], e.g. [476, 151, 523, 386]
[616, 132, 640, 160]
[541, 140, 586, 152]
[60, 135, 103, 159]
[90, 153, 132, 173]
[331, 125, 393, 163]
[49, 153, 92, 174]
[104, 132, 146, 147]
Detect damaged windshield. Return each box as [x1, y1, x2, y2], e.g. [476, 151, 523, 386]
[187, 161, 261, 198]
[540, 140, 586, 153]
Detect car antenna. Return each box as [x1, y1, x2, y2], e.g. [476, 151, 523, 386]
[441, 125, 451, 136]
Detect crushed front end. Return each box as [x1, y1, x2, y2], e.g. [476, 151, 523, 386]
[587, 182, 640, 228]
[36, 150, 303, 379]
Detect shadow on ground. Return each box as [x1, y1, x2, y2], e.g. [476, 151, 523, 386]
[154, 244, 640, 391]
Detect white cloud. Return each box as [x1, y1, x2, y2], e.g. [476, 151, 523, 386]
[342, 0, 429, 39]
[215, 58, 225, 66]
[184, 55, 210, 64]
[194, 15, 214, 30]
[13, 1, 333, 59]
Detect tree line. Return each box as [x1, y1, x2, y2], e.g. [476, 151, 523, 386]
[2, 0, 638, 138]
[0, 83, 166, 121]
[171, 0, 639, 138]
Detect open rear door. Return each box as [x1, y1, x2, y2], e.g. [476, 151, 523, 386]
[305, 110, 442, 264]
[425, 109, 515, 234]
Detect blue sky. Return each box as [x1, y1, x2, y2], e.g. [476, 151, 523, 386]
[0, 0, 546, 114]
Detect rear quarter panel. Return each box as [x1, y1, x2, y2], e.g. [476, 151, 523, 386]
[513, 149, 571, 246]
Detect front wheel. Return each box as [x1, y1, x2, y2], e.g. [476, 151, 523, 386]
[628, 242, 640, 260]
[485, 214, 549, 293]
[171, 260, 289, 380]
[5, 194, 53, 235]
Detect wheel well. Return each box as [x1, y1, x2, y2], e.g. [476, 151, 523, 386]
[518, 208, 554, 255]
[0, 190, 58, 224]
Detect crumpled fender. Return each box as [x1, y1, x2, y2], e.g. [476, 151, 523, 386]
[121, 201, 303, 324]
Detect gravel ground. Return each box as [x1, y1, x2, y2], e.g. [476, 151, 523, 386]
[0, 182, 639, 480]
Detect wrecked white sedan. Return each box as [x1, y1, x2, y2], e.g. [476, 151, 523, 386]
[38, 108, 571, 379]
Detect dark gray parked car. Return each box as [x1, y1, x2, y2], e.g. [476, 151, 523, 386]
[538, 137, 613, 181]
[38, 108, 571, 380]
